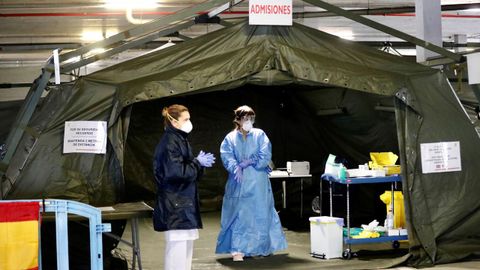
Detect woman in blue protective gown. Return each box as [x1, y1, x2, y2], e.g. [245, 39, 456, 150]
[215, 105, 287, 261]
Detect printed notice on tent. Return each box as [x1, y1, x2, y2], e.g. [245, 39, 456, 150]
[249, 0, 292, 26]
[63, 121, 107, 154]
[420, 141, 461, 174]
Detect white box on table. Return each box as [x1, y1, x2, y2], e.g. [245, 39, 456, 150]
[309, 216, 344, 259]
[388, 229, 400, 236]
[287, 161, 310, 175]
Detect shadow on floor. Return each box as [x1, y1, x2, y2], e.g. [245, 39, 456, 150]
[216, 253, 311, 268]
[116, 211, 480, 270]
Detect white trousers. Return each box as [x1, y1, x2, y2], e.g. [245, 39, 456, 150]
[164, 239, 194, 270]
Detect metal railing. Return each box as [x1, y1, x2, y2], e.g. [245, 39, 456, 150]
[0, 199, 111, 270]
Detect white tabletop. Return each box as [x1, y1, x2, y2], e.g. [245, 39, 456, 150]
[269, 170, 312, 178]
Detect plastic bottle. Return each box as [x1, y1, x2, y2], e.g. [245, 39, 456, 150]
[338, 165, 347, 180]
[386, 210, 394, 229]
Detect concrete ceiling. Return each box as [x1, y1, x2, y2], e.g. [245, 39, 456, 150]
[1, 1, 480, 66]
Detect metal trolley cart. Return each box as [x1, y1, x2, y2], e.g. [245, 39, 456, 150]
[320, 174, 408, 259]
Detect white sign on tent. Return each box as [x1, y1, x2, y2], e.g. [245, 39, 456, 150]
[63, 121, 107, 154]
[420, 141, 461, 174]
[249, 0, 292, 26]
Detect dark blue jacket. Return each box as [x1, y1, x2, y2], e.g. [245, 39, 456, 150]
[152, 125, 203, 231]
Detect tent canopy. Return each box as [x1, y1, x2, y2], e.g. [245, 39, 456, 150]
[4, 20, 480, 267]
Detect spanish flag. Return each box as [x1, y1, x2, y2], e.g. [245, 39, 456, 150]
[0, 202, 40, 270]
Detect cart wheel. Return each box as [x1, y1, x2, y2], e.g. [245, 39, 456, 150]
[342, 249, 352, 260]
[392, 240, 400, 249]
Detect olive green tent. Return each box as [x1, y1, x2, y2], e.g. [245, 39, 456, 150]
[3, 20, 480, 266]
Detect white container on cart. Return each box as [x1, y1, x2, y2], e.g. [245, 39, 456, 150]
[309, 216, 344, 259]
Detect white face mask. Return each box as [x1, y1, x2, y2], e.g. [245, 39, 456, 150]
[179, 120, 193, 133]
[242, 120, 253, 132]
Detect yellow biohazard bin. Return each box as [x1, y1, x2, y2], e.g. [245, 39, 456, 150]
[379, 191, 405, 229]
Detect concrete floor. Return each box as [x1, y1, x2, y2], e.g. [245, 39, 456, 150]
[116, 211, 480, 270]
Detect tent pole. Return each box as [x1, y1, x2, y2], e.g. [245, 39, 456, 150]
[0, 62, 53, 199]
[302, 0, 464, 63]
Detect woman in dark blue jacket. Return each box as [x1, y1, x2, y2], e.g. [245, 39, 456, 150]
[153, 104, 215, 270]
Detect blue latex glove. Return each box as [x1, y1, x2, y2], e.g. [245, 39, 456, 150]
[265, 166, 272, 175]
[203, 152, 215, 166]
[234, 166, 243, 183]
[238, 159, 254, 169]
[249, 154, 259, 164]
[197, 151, 216, 167]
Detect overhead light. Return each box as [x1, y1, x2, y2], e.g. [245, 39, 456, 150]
[82, 31, 104, 42]
[81, 29, 118, 42]
[104, 0, 158, 10]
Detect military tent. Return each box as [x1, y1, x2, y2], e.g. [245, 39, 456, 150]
[2, 20, 480, 267]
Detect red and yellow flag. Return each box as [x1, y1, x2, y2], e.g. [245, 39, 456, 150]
[0, 202, 40, 270]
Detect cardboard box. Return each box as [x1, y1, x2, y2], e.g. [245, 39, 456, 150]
[388, 229, 400, 236]
[309, 216, 344, 259]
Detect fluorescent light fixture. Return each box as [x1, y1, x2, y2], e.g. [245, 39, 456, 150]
[104, 0, 158, 10]
[82, 31, 104, 41]
[82, 29, 118, 41]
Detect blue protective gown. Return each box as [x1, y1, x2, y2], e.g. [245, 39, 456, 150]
[215, 128, 287, 256]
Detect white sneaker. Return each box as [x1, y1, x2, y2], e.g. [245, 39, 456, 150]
[232, 254, 244, 261]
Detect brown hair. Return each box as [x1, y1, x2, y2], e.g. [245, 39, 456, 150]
[162, 104, 189, 127]
[233, 105, 255, 128]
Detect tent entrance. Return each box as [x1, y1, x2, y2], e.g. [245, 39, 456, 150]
[124, 83, 400, 227]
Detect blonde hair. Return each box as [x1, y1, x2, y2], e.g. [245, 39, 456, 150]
[162, 104, 189, 127]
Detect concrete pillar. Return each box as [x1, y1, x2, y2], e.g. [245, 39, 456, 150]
[453, 34, 467, 53]
[415, 0, 442, 62]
